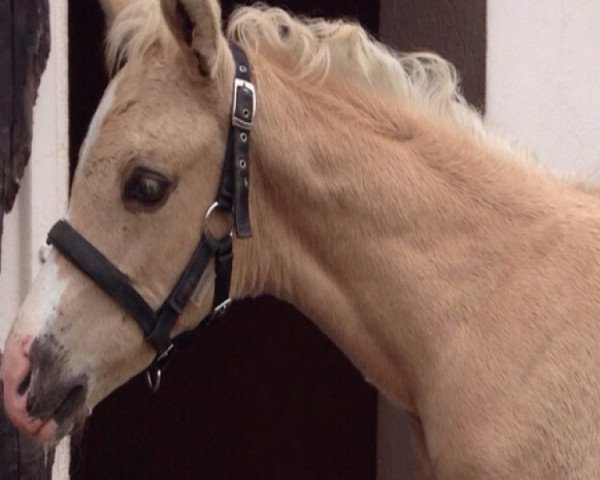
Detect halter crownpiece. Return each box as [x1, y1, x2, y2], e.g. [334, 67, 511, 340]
[46, 43, 256, 392]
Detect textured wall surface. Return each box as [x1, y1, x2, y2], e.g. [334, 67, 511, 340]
[380, 0, 487, 111]
[0, 0, 50, 257]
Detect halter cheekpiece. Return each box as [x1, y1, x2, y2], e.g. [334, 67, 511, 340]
[46, 44, 256, 392]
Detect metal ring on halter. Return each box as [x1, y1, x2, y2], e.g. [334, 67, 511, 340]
[204, 202, 234, 239]
[146, 368, 162, 393]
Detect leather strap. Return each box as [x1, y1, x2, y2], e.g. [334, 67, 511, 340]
[47, 221, 157, 337]
[47, 221, 230, 357]
[217, 43, 254, 238]
[204, 236, 233, 328]
[147, 232, 221, 354]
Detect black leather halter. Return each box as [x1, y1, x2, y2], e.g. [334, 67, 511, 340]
[46, 44, 256, 391]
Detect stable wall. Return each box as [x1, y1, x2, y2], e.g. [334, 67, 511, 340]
[487, 0, 600, 176]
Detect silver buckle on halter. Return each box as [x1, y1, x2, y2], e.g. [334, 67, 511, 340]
[213, 298, 232, 317]
[232, 79, 256, 130]
[146, 368, 162, 393]
[145, 343, 175, 393]
[155, 343, 175, 365]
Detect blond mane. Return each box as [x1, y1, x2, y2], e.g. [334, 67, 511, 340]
[107, 0, 532, 161]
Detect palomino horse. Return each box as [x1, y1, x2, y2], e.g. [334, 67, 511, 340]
[3, 0, 600, 478]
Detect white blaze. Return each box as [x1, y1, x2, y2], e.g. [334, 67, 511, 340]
[78, 76, 120, 167]
[12, 253, 69, 337]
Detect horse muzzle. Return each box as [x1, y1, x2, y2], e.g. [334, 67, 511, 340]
[1, 333, 88, 444]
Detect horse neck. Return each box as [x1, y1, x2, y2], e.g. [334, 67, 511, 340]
[231, 57, 583, 408]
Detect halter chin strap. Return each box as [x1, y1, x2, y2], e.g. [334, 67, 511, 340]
[46, 44, 255, 392]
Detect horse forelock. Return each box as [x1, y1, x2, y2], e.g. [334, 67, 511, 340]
[106, 0, 533, 163]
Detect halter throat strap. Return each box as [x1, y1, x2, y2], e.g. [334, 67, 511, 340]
[217, 43, 255, 238]
[46, 44, 255, 388]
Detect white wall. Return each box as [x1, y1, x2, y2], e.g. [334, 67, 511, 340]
[487, 0, 600, 176]
[0, 0, 70, 477]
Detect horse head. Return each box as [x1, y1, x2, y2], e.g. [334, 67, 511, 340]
[1, 0, 250, 443]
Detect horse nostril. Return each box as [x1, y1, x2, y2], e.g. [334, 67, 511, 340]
[17, 370, 32, 396]
[25, 375, 87, 422]
[53, 383, 86, 423]
[26, 393, 37, 416]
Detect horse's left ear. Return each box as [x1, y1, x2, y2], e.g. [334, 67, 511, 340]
[161, 0, 232, 80]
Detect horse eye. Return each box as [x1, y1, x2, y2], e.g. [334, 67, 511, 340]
[123, 168, 172, 207]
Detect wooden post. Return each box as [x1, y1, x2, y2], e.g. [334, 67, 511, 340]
[0, 0, 13, 255]
[0, 0, 51, 257]
[0, 0, 53, 477]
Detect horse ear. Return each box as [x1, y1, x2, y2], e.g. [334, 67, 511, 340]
[161, 0, 232, 79]
[99, 0, 131, 25]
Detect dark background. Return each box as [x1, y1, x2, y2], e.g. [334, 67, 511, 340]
[67, 1, 486, 479]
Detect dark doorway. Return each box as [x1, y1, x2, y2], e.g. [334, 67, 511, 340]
[68, 1, 380, 479]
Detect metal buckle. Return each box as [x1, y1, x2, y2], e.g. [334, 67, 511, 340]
[156, 343, 175, 366]
[145, 343, 175, 393]
[232, 79, 256, 131]
[213, 298, 232, 317]
[146, 368, 162, 393]
[202, 299, 232, 330]
[204, 202, 234, 239]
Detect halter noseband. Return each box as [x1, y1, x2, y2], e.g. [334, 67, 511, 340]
[46, 44, 256, 392]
